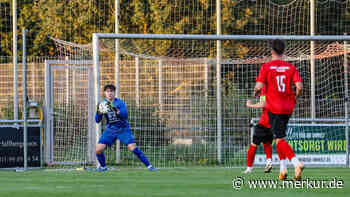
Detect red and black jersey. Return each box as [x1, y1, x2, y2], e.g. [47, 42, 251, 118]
[257, 59, 302, 115]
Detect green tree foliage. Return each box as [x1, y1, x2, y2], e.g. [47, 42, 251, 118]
[0, 0, 349, 56]
[1, 0, 115, 56]
[117, 0, 258, 57]
[31, 0, 115, 56]
[0, 0, 259, 56]
[0, 1, 11, 56]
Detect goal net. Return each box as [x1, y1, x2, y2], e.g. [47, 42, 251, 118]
[44, 0, 350, 169]
[48, 34, 350, 168]
[44, 60, 96, 168]
[0, 0, 349, 169]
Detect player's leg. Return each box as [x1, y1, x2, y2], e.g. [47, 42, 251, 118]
[118, 129, 157, 171]
[269, 112, 304, 180]
[275, 138, 288, 180]
[96, 143, 107, 169]
[262, 133, 273, 173]
[243, 125, 265, 174]
[243, 143, 258, 174]
[127, 143, 156, 171]
[276, 137, 304, 180]
[263, 142, 272, 164]
[96, 129, 114, 171]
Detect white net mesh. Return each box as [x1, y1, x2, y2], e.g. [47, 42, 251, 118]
[45, 61, 95, 167]
[0, 0, 349, 168]
[28, 0, 350, 167]
[0, 0, 349, 57]
[0, 0, 344, 167]
[50, 35, 350, 167]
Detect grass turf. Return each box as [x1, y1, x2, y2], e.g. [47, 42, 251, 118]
[0, 167, 348, 197]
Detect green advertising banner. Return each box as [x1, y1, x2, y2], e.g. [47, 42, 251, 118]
[255, 124, 349, 165]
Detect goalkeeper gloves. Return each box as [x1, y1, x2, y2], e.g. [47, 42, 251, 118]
[97, 101, 111, 115]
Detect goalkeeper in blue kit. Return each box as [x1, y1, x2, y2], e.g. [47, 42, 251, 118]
[95, 84, 157, 171]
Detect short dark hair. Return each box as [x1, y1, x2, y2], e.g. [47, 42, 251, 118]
[104, 84, 116, 92]
[270, 39, 285, 56]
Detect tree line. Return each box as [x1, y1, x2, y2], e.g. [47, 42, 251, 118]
[0, 0, 349, 57]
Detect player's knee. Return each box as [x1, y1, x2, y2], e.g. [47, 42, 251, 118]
[128, 143, 137, 151]
[96, 147, 104, 154]
[96, 144, 105, 154]
[96, 149, 103, 155]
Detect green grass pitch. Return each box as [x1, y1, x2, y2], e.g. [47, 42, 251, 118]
[0, 167, 348, 197]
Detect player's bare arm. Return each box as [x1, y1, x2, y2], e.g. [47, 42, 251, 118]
[253, 82, 264, 97]
[295, 82, 303, 100]
[246, 99, 265, 109]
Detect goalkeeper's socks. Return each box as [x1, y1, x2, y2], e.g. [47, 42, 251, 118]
[263, 142, 272, 160]
[96, 152, 106, 167]
[278, 139, 296, 160]
[132, 147, 151, 167]
[247, 144, 257, 167]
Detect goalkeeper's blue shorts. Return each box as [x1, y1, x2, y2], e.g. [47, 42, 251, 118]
[98, 128, 136, 146]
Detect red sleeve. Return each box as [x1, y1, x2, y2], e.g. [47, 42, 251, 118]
[293, 67, 302, 83]
[256, 64, 267, 84]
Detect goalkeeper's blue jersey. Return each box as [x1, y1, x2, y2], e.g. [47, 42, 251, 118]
[95, 98, 130, 130]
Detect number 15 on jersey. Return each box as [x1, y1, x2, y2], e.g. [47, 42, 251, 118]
[276, 75, 286, 92]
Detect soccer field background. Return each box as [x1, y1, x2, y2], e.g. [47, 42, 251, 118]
[1, 1, 350, 196]
[0, 168, 348, 197]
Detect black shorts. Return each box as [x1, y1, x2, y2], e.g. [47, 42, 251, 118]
[268, 112, 291, 139]
[252, 124, 273, 145]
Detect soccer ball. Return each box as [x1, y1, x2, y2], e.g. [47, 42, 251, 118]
[98, 101, 110, 114]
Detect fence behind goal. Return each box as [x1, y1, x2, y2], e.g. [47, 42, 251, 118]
[4, 34, 349, 168]
[84, 34, 350, 168]
[44, 60, 96, 166]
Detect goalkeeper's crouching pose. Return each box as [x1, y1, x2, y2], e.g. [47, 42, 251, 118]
[95, 84, 157, 172]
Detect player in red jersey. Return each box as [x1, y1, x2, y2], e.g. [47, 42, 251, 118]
[243, 88, 274, 174]
[254, 39, 304, 180]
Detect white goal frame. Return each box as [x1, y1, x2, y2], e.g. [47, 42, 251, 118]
[93, 33, 350, 167]
[44, 60, 96, 165]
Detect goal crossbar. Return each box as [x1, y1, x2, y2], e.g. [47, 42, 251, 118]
[93, 33, 350, 41]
